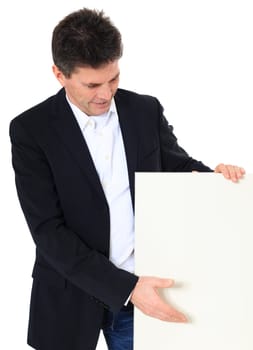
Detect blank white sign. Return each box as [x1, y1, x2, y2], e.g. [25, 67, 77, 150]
[135, 173, 253, 350]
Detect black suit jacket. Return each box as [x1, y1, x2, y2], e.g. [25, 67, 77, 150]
[10, 88, 211, 350]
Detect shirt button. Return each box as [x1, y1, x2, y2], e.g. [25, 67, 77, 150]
[105, 155, 110, 160]
[87, 120, 95, 129]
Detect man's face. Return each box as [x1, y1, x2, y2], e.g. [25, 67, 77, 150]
[53, 60, 120, 116]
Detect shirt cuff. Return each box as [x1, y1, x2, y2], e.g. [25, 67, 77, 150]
[124, 292, 133, 306]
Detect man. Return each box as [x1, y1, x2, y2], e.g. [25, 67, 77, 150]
[9, 7, 245, 350]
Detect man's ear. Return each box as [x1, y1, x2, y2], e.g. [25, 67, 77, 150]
[52, 65, 66, 86]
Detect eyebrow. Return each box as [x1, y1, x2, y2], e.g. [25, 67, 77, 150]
[83, 72, 120, 87]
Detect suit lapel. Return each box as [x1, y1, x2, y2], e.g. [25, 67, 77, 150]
[50, 89, 106, 201]
[115, 90, 139, 207]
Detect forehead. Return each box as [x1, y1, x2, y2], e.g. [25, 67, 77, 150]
[72, 61, 120, 83]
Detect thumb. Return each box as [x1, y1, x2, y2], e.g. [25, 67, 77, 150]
[155, 277, 174, 288]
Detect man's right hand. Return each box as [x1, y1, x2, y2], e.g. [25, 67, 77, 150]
[130, 276, 187, 323]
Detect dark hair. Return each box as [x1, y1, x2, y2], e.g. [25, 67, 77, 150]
[52, 8, 123, 77]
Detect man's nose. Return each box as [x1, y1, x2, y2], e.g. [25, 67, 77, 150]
[97, 84, 112, 100]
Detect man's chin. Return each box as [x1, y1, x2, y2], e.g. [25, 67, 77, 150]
[91, 102, 111, 115]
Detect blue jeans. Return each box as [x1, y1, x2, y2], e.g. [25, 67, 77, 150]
[102, 304, 134, 350]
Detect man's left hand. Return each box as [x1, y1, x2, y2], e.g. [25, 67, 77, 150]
[214, 163, 245, 182]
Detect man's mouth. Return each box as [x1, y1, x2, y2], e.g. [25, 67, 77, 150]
[93, 101, 109, 105]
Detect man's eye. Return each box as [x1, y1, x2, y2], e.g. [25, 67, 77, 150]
[87, 84, 98, 89]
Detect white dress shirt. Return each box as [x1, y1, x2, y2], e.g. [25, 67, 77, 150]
[66, 96, 135, 273]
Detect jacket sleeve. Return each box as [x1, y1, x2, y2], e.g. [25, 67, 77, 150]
[10, 117, 138, 313]
[157, 100, 213, 172]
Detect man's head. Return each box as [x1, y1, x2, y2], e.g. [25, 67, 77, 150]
[52, 8, 122, 116]
[52, 8, 123, 77]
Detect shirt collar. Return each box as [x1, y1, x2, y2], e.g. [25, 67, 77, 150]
[66, 94, 117, 132]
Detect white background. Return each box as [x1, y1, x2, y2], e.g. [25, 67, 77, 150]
[0, 0, 252, 349]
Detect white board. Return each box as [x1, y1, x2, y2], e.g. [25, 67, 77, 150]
[135, 173, 253, 350]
